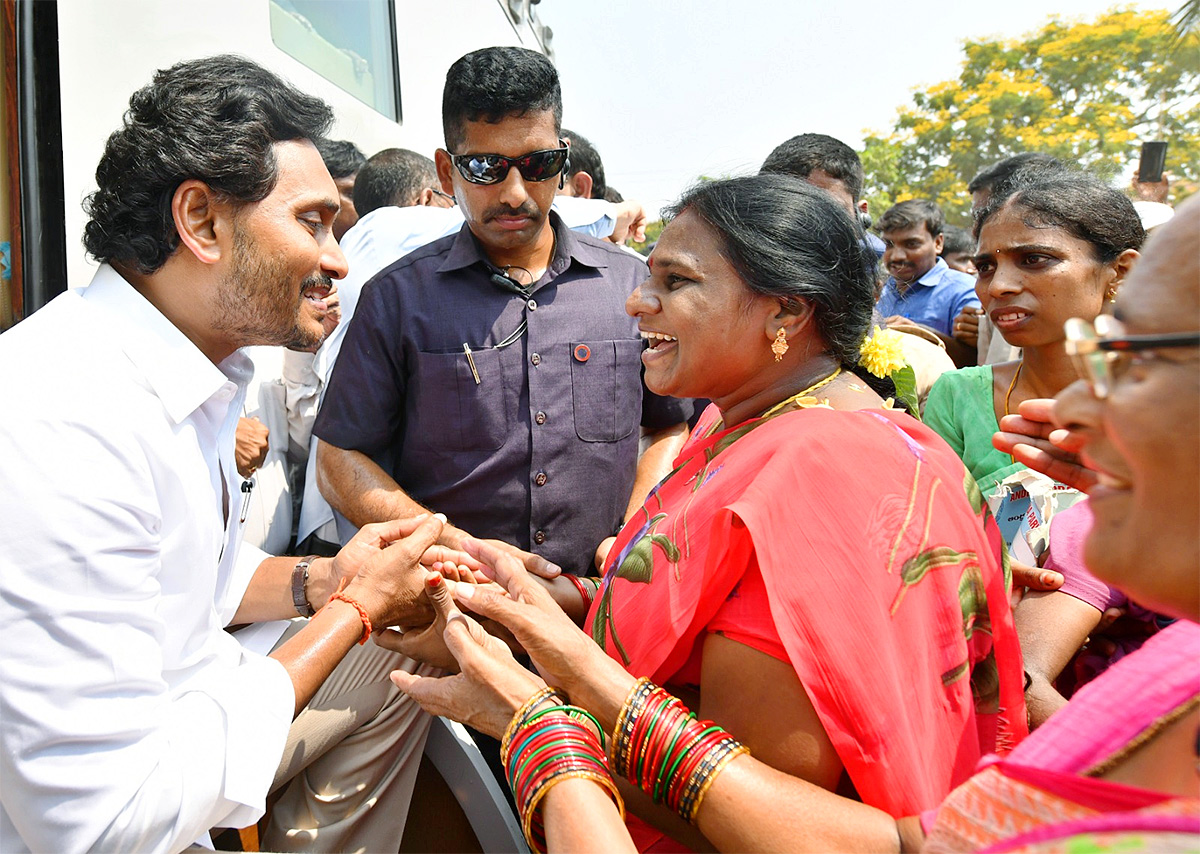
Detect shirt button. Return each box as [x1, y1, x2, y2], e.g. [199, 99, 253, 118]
[535, 411, 547, 425]
[534, 471, 547, 487]
[531, 352, 541, 366]
[533, 530, 547, 545]
[527, 299, 538, 311]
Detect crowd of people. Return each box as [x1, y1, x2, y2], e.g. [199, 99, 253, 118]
[0, 42, 1195, 854]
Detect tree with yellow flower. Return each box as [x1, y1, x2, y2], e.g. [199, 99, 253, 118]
[861, 8, 1199, 225]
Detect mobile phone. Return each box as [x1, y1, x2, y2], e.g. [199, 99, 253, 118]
[1137, 141, 1167, 183]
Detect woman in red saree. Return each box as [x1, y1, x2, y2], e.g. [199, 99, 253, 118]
[389, 189, 1199, 853]
[574, 175, 1024, 847]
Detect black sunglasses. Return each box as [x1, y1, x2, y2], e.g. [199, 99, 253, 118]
[450, 143, 570, 185]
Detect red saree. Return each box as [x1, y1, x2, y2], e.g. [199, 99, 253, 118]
[588, 403, 1027, 819]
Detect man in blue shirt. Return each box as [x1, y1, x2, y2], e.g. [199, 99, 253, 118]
[876, 199, 980, 365]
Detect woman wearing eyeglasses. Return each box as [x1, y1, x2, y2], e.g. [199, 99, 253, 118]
[389, 199, 1199, 853]
[921, 175, 1158, 728]
[388, 174, 1027, 850]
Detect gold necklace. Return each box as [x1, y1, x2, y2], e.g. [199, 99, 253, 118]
[1004, 361, 1023, 417]
[760, 368, 843, 419]
[1003, 361, 1024, 465]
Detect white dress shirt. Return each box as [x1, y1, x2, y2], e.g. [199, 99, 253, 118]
[0, 266, 294, 853]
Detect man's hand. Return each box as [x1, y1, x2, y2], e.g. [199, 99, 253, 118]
[339, 514, 446, 627]
[438, 524, 562, 579]
[235, 417, 270, 477]
[611, 200, 648, 245]
[1131, 173, 1169, 204]
[953, 307, 982, 350]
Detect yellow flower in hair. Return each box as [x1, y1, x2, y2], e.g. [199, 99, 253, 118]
[859, 326, 908, 378]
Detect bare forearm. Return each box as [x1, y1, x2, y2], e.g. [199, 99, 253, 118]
[625, 423, 689, 520]
[231, 555, 338, 624]
[316, 439, 432, 528]
[543, 778, 637, 854]
[269, 599, 367, 716]
[696, 756, 904, 853]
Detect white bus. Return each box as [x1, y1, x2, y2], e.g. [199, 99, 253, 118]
[0, 0, 555, 327]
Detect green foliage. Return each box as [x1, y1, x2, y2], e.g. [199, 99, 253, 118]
[862, 8, 1200, 226]
[630, 218, 665, 256]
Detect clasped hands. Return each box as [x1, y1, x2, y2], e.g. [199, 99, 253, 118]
[322, 516, 566, 666]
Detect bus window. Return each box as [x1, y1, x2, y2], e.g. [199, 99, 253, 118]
[269, 0, 401, 121]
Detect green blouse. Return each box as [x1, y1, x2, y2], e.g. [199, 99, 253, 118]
[923, 365, 1024, 497]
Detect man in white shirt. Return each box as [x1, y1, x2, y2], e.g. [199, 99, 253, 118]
[0, 55, 466, 853]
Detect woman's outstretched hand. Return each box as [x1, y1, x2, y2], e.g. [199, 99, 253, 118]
[993, 398, 1098, 493]
[454, 537, 638, 730]
[387, 573, 545, 739]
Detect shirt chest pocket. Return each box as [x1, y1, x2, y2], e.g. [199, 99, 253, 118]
[570, 339, 642, 443]
[411, 348, 510, 452]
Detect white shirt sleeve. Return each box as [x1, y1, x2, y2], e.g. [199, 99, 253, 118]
[0, 419, 293, 853]
[551, 194, 617, 238]
[282, 348, 321, 465]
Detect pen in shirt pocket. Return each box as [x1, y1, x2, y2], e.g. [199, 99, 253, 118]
[462, 343, 481, 385]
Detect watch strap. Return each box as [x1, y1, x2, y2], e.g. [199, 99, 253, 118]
[291, 555, 318, 617]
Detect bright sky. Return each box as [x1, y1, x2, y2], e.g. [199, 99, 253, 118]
[540, 0, 1165, 218]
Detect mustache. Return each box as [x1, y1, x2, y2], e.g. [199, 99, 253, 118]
[483, 203, 540, 221]
[301, 273, 334, 291]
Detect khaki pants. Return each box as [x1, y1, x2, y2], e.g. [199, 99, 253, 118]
[261, 622, 438, 853]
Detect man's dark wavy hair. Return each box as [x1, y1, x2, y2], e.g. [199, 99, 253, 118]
[442, 47, 561, 151]
[83, 55, 333, 274]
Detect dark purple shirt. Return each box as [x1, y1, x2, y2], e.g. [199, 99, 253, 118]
[314, 215, 691, 574]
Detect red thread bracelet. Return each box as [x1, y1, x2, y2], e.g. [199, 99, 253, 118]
[328, 578, 372, 645]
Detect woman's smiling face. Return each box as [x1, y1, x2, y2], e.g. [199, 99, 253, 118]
[1051, 201, 1200, 621]
[627, 209, 776, 405]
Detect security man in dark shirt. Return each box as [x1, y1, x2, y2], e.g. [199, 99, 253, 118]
[314, 46, 690, 577]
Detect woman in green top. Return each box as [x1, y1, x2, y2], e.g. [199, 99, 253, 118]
[924, 175, 1143, 497]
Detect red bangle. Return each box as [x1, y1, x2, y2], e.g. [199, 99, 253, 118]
[565, 574, 594, 610]
[328, 578, 372, 645]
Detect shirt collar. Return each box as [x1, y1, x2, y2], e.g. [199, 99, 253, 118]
[437, 211, 611, 279]
[81, 265, 252, 424]
[914, 257, 950, 287]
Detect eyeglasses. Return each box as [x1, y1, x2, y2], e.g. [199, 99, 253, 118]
[449, 143, 569, 185]
[1064, 315, 1200, 399]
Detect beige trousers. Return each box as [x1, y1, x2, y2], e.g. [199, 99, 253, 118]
[261, 622, 438, 853]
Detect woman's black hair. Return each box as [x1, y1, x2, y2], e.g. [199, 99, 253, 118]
[973, 174, 1145, 260]
[665, 174, 899, 402]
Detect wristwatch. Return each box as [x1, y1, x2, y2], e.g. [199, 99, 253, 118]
[291, 555, 318, 617]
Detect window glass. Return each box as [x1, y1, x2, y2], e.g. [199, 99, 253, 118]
[269, 0, 400, 121]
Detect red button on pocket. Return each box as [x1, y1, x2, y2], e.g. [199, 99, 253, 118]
[573, 344, 591, 363]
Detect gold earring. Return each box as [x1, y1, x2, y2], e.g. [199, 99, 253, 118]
[771, 327, 789, 362]
[1107, 287, 1118, 303]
